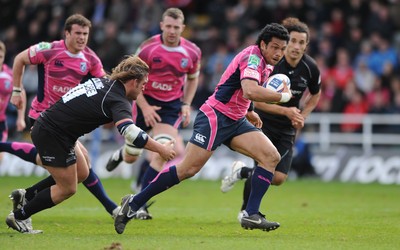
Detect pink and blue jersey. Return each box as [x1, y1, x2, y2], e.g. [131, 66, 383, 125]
[28, 40, 104, 119]
[0, 64, 13, 122]
[136, 34, 201, 102]
[205, 45, 273, 121]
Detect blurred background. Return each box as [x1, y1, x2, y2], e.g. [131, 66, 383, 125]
[1, 0, 400, 184]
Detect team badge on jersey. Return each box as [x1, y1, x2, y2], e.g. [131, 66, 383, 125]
[80, 62, 87, 72]
[248, 54, 260, 69]
[5, 80, 11, 89]
[181, 58, 188, 68]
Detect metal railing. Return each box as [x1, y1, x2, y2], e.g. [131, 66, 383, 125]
[303, 113, 400, 152]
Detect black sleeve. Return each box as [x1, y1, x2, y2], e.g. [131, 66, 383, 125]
[307, 56, 321, 95]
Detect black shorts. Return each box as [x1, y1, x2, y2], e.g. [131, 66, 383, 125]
[31, 120, 77, 167]
[261, 125, 295, 174]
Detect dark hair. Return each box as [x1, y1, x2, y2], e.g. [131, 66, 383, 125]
[110, 55, 149, 84]
[282, 17, 310, 42]
[64, 14, 92, 32]
[256, 23, 289, 47]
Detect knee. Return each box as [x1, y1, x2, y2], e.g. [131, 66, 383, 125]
[60, 184, 77, 200]
[123, 153, 139, 164]
[272, 174, 287, 186]
[178, 165, 200, 180]
[266, 148, 281, 167]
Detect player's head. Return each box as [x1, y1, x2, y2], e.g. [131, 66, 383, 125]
[256, 23, 289, 65]
[160, 8, 185, 47]
[111, 55, 150, 100]
[282, 17, 309, 60]
[64, 14, 92, 54]
[0, 41, 5, 66]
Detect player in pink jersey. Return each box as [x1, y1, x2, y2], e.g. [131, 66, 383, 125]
[105, 8, 201, 219]
[0, 41, 26, 161]
[114, 23, 292, 234]
[3, 14, 120, 233]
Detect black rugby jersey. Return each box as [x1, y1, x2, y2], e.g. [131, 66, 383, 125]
[37, 77, 132, 141]
[256, 54, 321, 129]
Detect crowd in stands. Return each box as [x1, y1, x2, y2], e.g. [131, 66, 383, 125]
[1, 0, 400, 135]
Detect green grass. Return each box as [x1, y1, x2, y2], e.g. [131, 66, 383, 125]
[0, 176, 399, 250]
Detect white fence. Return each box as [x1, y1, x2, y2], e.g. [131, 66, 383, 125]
[303, 113, 400, 152]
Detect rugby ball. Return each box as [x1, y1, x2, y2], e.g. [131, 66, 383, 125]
[263, 73, 291, 93]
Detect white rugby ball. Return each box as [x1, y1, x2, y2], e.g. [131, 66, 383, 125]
[263, 73, 291, 93]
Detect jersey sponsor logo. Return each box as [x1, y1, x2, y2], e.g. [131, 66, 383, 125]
[153, 57, 162, 63]
[248, 54, 260, 69]
[53, 85, 72, 93]
[243, 68, 260, 80]
[194, 133, 206, 144]
[80, 62, 87, 72]
[62, 80, 98, 103]
[151, 81, 172, 91]
[181, 58, 189, 68]
[42, 155, 56, 163]
[55, 60, 64, 67]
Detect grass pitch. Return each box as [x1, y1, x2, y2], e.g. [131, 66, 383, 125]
[0, 176, 399, 250]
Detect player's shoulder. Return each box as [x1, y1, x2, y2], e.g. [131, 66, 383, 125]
[181, 37, 201, 54]
[82, 45, 99, 57]
[33, 40, 61, 51]
[301, 54, 319, 71]
[139, 35, 161, 50]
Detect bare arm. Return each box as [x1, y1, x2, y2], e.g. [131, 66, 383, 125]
[181, 76, 199, 127]
[136, 92, 161, 127]
[300, 90, 321, 119]
[255, 101, 304, 127]
[10, 49, 30, 110]
[241, 78, 291, 103]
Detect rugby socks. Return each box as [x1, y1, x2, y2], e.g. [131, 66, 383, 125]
[131, 166, 180, 210]
[245, 166, 274, 216]
[0, 142, 37, 164]
[241, 173, 252, 211]
[14, 187, 55, 220]
[135, 159, 150, 189]
[83, 169, 117, 214]
[140, 165, 159, 191]
[25, 176, 56, 201]
[240, 167, 254, 179]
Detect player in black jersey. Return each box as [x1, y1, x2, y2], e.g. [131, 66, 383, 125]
[220, 17, 321, 220]
[5, 55, 176, 234]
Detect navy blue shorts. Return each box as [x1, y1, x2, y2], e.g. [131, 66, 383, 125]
[189, 104, 259, 151]
[133, 95, 183, 131]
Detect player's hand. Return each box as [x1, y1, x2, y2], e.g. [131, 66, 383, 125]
[286, 107, 304, 128]
[142, 105, 162, 127]
[159, 140, 176, 162]
[181, 104, 191, 128]
[10, 95, 23, 109]
[245, 110, 263, 128]
[282, 80, 291, 95]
